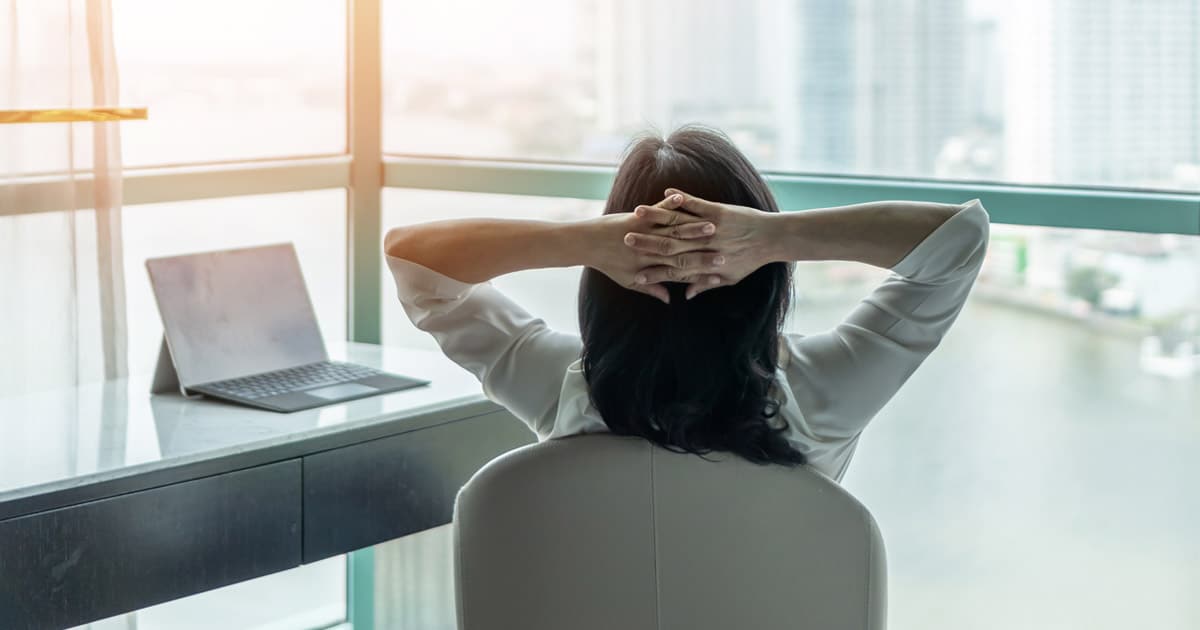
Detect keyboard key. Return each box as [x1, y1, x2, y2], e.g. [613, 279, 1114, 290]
[205, 361, 384, 400]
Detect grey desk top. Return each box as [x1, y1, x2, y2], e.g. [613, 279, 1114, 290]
[0, 343, 500, 521]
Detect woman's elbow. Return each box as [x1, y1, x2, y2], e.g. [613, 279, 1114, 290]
[384, 226, 414, 259]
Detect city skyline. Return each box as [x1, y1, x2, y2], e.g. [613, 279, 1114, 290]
[380, 0, 1200, 190]
[14, 0, 1196, 190]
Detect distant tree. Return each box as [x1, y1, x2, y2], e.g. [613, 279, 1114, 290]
[1065, 266, 1119, 307]
[1150, 312, 1199, 353]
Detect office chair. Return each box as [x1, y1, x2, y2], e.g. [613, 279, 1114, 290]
[453, 434, 886, 629]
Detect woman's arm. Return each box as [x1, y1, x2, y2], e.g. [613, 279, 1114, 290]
[384, 202, 718, 303]
[779, 200, 990, 450]
[384, 219, 591, 283]
[622, 189, 965, 298]
[764, 200, 960, 268]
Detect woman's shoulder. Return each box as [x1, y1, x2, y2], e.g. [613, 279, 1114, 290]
[537, 359, 609, 440]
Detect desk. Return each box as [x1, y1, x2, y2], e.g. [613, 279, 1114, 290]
[0, 343, 534, 629]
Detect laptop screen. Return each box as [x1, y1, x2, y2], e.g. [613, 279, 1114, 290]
[146, 243, 328, 387]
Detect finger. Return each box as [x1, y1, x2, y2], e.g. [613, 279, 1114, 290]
[623, 232, 709, 256]
[641, 251, 725, 271]
[663, 188, 724, 219]
[648, 221, 716, 240]
[635, 265, 704, 285]
[633, 205, 709, 231]
[630, 283, 670, 304]
[630, 195, 685, 219]
[655, 193, 685, 210]
[685, 275, 724, 300]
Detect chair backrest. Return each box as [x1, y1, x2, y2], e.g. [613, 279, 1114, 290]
[453, 434, 886, 630]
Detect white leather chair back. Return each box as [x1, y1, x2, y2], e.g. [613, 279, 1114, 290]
[453, 434, 886, 629]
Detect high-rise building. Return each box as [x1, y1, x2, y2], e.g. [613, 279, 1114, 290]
[1004, 0, 1200, 188]
[591, 0, 774, 160]
[591, 0, 971, 175]
[851, 0, 970, 176]
[767, 0, 857, 172]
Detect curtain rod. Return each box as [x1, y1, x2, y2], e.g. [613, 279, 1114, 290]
[0, 107, 147, 124]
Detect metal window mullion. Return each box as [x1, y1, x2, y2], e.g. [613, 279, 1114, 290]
[346, 0, 383, 346]
[345, 0, 383, 629]
[2, 156, 352, 216]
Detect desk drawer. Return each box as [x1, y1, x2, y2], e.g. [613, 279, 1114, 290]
[0, 460, 301, 630]
[303, 410, 533, 563]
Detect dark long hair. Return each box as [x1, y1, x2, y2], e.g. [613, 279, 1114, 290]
[579, 126, 805, 466]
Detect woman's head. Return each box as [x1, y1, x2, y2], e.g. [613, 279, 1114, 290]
[579, 126, 805, 466]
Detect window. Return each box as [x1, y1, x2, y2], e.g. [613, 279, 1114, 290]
[838, 231, 1200, 629]
[383, 0, 1200, 191]
[4, 1, 346, 174]
[112, 0, 346, 166]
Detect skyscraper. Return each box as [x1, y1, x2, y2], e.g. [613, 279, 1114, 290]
[591, 0, 774, 159]
[1004, 0, 1200, 188]
[591, 0, 971, 176]
[851, 0, 969, 176]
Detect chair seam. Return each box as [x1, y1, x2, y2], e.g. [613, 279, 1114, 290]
[455, 513, 467, 629]
[865, 514, 874, 629]
[864, 507, 880, 630]
[649, 445, 662, 630]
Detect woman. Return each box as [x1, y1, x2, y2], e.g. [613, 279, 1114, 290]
[384, 127, 988, 480]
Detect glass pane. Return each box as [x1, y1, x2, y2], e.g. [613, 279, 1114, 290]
[75, 556, 346, 630]
[123, 189, 347, 376]
[112, 0, 345, 166]
[838, 227, 1200, 629]
[373, 526, 457, 630]
[381, 190, 1200, 629]
[383, 1, 1200, 190]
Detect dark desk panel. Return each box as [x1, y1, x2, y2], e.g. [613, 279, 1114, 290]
[0, 460, 301, 630]
[302, 410, 534, 563]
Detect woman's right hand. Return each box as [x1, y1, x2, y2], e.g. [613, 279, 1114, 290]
[622, 188, 779, 299]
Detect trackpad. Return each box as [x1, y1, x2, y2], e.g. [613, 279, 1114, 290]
[306, 383, 377, 400]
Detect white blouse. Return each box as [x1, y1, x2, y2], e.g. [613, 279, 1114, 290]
[387, 200, 990, 481]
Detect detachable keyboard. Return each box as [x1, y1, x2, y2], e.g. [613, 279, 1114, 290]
[190, 360, 428, 412]
[201, 361, 382, 400]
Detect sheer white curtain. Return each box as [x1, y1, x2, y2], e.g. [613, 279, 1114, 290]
[0, 0, 128, 398]
[0, 6, 130, 596]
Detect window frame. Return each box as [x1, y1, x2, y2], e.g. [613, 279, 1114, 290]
[382, 155, 1200, 235]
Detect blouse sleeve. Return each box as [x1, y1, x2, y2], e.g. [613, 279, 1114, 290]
[385, 255, 583, 437]
[782, 199, 990, 440]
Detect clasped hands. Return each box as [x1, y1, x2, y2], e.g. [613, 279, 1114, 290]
[591, 188, 774, 304]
